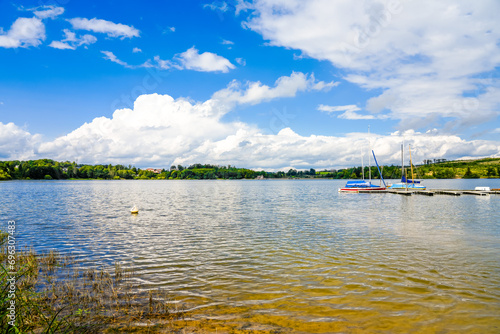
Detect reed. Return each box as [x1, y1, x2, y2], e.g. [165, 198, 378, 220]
[0, 230, 187, 333]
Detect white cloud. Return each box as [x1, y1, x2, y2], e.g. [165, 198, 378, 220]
[132, 47, 142, 53]
[0, 17, 45, 48]
[153, 55, 172, 70]
[32, 90, 500, 168]
[32, 6, 64, 19]
[222, 39, 234, 45]
[235, 0, 253, 15]
[49, 29, 97, 50]
[4, 88, 500, 170]
[318, 104, 380, 120]
[204, 2, 229, 12]
[104, 47, 235, 73]
[212, 72, 336, 113]
[0, 122, 41, 160]
[4, 73, 499, 168]
[101, 51, 153, 69]
[68, 18, 140, 38]
[101, 51, 133, 68]
[158, 26, 175, 34]
[49, 41, 74, 50]
[37, 93, 251, 165]
[235, 58, 246, 66]
[244, 0, 500, 132]
[27, 73, 497, 168]
[31, 73, 339, 165]
[174, 47, 235, 73]
[318, 105, 360, 113]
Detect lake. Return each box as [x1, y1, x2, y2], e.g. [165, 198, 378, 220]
[2, 179, 500, 332]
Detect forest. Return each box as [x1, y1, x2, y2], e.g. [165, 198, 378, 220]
[0, 158, 499, 181]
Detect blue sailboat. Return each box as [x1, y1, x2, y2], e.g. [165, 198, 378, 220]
[388, 144, 426, 190]
[339, 150, 386, 192]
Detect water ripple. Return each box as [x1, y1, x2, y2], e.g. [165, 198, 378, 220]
[1, 179, 500, 331]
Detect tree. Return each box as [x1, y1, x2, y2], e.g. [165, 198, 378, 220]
[487, 167, 496, 178]
[463, 167, 479, 179]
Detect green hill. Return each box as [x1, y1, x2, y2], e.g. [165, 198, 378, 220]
[417, 158, 500, 179]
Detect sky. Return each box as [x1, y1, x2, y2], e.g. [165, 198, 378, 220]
[1, 0, 499, 170]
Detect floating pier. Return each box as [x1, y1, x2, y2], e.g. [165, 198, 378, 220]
[353, 189, 500, 196]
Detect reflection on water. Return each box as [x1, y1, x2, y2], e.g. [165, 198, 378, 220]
[2, 179, 500, 332]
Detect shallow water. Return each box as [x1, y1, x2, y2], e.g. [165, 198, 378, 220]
[2, 179, 500, 332]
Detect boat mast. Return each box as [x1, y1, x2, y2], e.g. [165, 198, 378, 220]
[372, 150, 386, 187]
[402, 141, 407, 190]
[361, 149, 364, 180]
[402, 140, 405, 181]
[368, 126, 371, 182]
[409, 144, 415, 183]
[401, 144, 404, 180]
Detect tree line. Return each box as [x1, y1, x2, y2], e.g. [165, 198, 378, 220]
[0, 158, 498, 181]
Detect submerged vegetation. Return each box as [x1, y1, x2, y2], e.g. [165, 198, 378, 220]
[0, 230, 186, 333]
[0, 157, 499, 181]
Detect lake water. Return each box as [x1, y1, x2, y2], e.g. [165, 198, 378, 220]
[2, 179, 500, 332]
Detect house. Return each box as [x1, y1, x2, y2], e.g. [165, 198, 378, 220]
[145, 168, 162, 174]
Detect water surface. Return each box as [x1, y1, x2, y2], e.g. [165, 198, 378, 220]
[2, 179, 500, 332]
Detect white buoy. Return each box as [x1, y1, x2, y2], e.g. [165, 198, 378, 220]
[130, 206, 139, 214]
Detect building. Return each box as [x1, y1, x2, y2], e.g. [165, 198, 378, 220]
[145, 168, 162, 174]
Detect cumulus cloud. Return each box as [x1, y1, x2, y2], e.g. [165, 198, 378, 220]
[132, 47, 142, 53]
[33, 90, 500, 168]
[173, 47, 235, 73]
[0, 17, 45, 48]
[31, 73, 339, 165]
[20, 74, 497, 168]
[0, 122, 41, 160]
[49, 29, 97, 50]
[244, 0, 500, 132]
[37, 93, 252, 165]
[68, 18, 140, 38]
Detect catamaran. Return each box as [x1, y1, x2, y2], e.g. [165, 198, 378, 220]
[339, 150, 387, 193]
[388, 144, 426, 190]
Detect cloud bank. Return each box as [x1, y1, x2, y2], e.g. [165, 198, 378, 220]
[2, 73, 499, 168]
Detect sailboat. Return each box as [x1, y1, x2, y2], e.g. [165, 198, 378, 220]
[388, 144, 426, 190]
[339, 150, 387, 192]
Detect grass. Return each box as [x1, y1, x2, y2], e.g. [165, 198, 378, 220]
[0, 230, 187, 333]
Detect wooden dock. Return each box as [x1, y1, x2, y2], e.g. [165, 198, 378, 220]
[355, 189, 500, 196]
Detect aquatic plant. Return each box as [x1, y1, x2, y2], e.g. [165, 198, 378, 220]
[0, 230, 186, 333]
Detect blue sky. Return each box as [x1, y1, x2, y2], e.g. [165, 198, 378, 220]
[1, 0, 499, 169]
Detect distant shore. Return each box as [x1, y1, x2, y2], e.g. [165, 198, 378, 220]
[1, 157, 499, 181]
